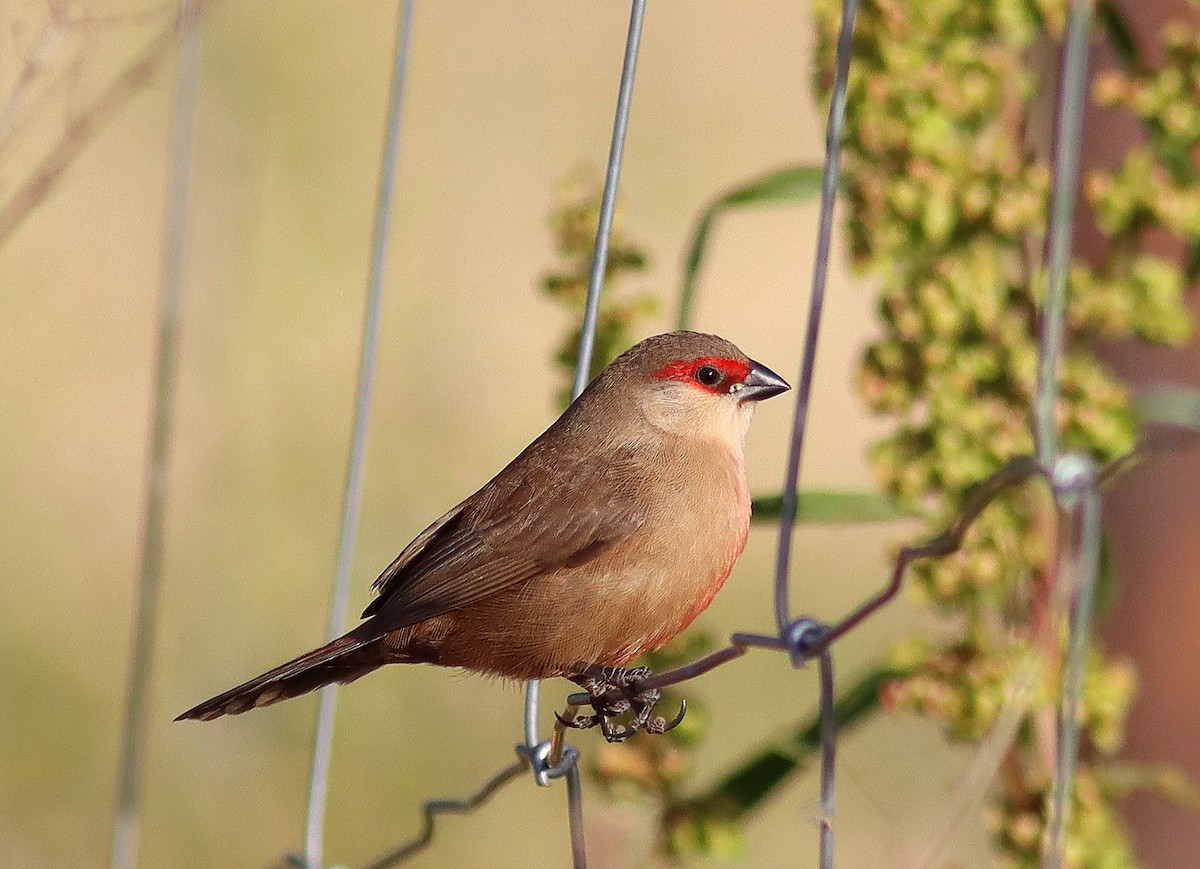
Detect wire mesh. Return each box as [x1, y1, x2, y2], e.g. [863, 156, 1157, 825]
[108, 5, 203, 869]
[286, 0, 1107, 862]
[114, 0, 1125, 864]
[772, 0, 859, 636]
[1035, 1, 1100, 863]
[1045, 454, 1102, 867]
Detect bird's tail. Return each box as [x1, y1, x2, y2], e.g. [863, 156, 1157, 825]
[176, 632, 387, 722]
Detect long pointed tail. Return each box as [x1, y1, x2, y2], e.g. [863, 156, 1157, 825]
[176, 633, 386, 722]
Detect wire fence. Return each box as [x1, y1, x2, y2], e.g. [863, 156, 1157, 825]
[106, 0, 1116, 866]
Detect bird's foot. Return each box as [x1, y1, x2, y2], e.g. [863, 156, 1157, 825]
[557, 666, 687, 743]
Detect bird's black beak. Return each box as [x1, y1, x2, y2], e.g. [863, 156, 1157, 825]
[739, 360, 791, 402]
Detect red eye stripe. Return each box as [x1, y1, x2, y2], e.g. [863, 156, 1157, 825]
[651, 356, 751, 392]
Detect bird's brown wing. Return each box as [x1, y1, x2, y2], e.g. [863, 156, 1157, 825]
[362, 500, 470, 612]
[358, 445, 648, 633]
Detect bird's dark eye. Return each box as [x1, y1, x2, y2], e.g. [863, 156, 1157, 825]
[694, 365, 722, 386]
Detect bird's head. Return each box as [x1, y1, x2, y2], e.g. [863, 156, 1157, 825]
[592, 331, 790, 443]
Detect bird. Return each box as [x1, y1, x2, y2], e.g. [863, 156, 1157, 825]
[177, 331, 789, 738]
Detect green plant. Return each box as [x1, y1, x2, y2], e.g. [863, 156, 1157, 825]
[541, 169, 659, 406]
[541, 4, 1200, 855]
[810, 0, 1191, 864]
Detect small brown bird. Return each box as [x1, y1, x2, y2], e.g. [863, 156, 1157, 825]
[178, 331, 789, 734]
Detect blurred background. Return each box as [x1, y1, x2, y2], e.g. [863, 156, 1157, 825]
[0, 2, 1067, 867]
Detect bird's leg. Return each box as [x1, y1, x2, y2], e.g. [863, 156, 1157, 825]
[557, 666, 687, 743]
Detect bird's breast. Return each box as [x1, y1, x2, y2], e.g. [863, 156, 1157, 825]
[420, 437, 753, 681]
[575, 438, 752, 666]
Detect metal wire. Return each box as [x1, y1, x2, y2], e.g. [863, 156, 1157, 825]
[302, 4, 416, 868]
[565, 0, 1106, 860]
[339, 5, 642, 865]
[565, 753, 588, 869]
[108, 5, 203, 869]
[817, 649, 836, 869]
[1043, 455, 1101, 868]
[1034, 0, 1094, 468]
[570, 0, 648, 401]
[773, 0, 859, 634]
[218, 0, 1108, 863]
[1034, 2, 1099, 864]
[524, 0, 648, 762]
[357, 757, 527, 869]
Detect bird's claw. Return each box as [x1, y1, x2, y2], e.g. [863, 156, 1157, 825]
[645, 698, 687, 735]
[555, 710, 600, 730]
[565, 666, 687, 743]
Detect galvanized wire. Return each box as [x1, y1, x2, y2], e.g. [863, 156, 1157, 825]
[773, 0, 859, 634]
[1034, 0, 1094, 469]
[565, 753, 588, 869]
[108, 5, 203, 869]
[1043, 454, 1102, 867]
[569, 0, 647, 401]
[817, 649, 837, 869]
[302, 3, 416, 868]
[1034, 1, 1099, 864]
[324, 0, 1111, 862]
[524, 0, 647, 762]
[188, 0, 1110, 864]
[357, 757, 527, 869]
[557, 9, 1108, 864]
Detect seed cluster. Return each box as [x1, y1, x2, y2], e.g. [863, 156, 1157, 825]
[813, 0, 1193, 863]
[542, 169, 658, 406]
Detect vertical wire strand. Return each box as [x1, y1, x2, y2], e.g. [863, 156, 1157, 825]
[523, 679, 541, 751]
[773, 0, 859, 633]
[1034, 0, 1094, 467]
[523, 0, 647, 754]
[772, 2, 856, 859]
[565, 757, 589, 869]
[108, 5, 203, 868]
[1043, 457, 1101, 868]
[1032, 2, 1096, 865]
[569, 0, 647, 401]
[817, 650, 837, 869]
[303, 3, 416, 866]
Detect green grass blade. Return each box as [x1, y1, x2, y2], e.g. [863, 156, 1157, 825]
[677, 165, 824, 329]
[752, 489, 913, 524]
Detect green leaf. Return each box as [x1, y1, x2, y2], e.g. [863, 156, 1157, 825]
[1096, 1, 1139, 71]
[1095, 534, 1120, 616]
[1099, 762, 1200, 814]
[1134, 387, 1200, 432]
[677, 165, 824, 330]
[751, 489, 914, 524]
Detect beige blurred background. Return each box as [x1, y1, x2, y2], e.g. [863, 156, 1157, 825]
[1, 3, 992, 867]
